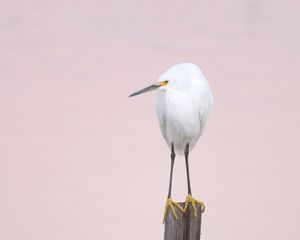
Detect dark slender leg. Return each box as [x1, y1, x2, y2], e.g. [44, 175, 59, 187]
[185, 143, 192, 195]
[167, 143, 176, 198]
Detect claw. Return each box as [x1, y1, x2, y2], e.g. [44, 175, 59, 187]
[183, 194, 205, 218]
[163, 198, 185, 223]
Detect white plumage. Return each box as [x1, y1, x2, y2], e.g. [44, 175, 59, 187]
[129, 63, 212, 219]
[155, 63, 213, 155]
[129, 62, 213, 155]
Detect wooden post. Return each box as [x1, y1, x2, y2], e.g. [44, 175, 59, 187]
[164, 203, 202, 240]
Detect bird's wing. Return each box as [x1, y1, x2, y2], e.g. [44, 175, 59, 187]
[199, 93, 213, 135]
[199, 111, 209, 135]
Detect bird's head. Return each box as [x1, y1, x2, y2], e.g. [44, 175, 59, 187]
[129, 63, 200, 97]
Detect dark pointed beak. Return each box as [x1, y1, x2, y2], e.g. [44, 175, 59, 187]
[129, 84, 160, 97]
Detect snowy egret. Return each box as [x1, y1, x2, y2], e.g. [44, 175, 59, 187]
[129, 63, 213, 222]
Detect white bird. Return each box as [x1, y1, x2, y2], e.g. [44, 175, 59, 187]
[129, 63, 213, 222]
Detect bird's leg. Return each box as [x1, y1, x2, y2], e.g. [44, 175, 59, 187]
[183, 143, 205, 217]
[168, 143, 175, 198]
[163, 143, 184, 223]
[185, 143, 192, 195]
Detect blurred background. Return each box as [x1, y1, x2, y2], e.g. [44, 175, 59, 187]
[1, 0, 299, 239]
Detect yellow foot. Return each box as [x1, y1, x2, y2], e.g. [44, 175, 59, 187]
[163, 198, 185, 223]
[183, 194, 205, 218]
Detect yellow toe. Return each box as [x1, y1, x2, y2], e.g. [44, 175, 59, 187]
[183, 194, 205, 218]
[163, 198, 185, 223]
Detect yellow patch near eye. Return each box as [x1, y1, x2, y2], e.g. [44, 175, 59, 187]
[158, 80, 169, 86]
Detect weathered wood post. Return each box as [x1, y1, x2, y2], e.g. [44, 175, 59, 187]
[164, 203, 202, 240]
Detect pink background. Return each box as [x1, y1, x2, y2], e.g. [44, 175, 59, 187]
[1, 0, 299, 239]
